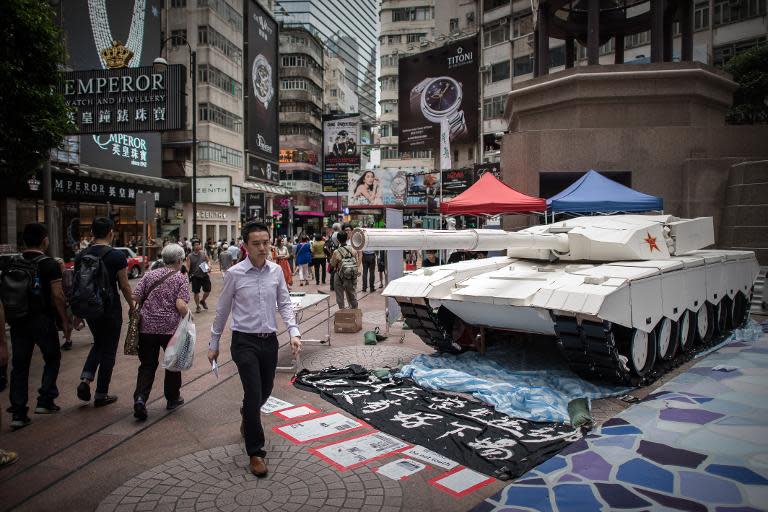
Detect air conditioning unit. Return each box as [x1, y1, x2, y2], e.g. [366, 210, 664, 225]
[479, 65, 490, 72]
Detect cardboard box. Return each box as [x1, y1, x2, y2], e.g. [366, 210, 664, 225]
[334, 308, 363, 333]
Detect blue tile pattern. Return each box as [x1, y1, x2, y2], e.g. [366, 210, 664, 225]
[474, 324, 768, 511]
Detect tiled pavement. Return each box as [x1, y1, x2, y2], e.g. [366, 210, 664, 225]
[0, 269, 724, 511]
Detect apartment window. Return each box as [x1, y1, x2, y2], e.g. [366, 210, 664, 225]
[387, 34, 402, 45]
[513, 55, 533, 75]
[484, 23, 510, 47]
[391, 7, 434, 22]
[694, 2, 709, 30]
[410, 149, 432, 159]
[197, 0, 243, 32]
[714, 36, 767, 66]
[450, 18, 459, 32]
[198, 64, 242, 97]
[381, 54, 399, 67]
[550, 46, 565, 67]
[380, 124, 390, 137]
[197, 141, 242, 168]
[713, 0, 766, 26]
[381, 100, 397, 114]
[490, 60, 510, 82]
[599, 38, 615, 56]
[280, 124, 322, 141]
[330, 88, 338, 97]
[512, 13, 533, 38]
[198, 25, 242, 64]
[625, 30, 650, 49]
[484, 0, 510, 11]
[282, 55, 307, 67]
[467, 147, 474, 161]
[380, 76, 399, 90]
[198, 102, 242, 133]
[483, 95, 506, 119]
[380, 146, 399, 159]
[170, 29, 187, 47]
[406, 33, 427, 43]
[171, 0, 186, 7]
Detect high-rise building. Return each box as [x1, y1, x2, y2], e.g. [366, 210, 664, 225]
[274, 0, 378, 127]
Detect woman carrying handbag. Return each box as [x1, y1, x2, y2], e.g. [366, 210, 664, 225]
[128, 244, 191, 421]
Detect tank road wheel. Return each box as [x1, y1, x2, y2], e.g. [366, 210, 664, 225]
[695, 303, 715, 343]
[679, 310, 696, 353]
[715, 299, 729, 336]
[615, 326, 657, 378]
[732, 292, 749, 327]
[655, 318, 679, 361]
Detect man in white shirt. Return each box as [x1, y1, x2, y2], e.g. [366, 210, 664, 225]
[208, 222, 301, 477]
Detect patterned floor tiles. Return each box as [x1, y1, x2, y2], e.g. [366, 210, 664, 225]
[473, 328, 768, 512]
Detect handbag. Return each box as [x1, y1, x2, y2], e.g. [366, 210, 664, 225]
[124, 269, 178, 355]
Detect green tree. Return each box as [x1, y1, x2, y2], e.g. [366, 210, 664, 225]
[724, 44, 768, 125]
[0, 0, 71, 178]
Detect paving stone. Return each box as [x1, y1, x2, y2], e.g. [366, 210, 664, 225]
[301, 345, 423, 372]
[99, 442, 403, 512]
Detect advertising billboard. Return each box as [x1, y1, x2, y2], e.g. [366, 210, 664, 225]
[248, 155, 280, 184]
[246, 1, 279, 164]
[323, 114, 361, 193]
[398, 37, 479, 154]
[348, 168, 437, 208]
[195, 176, 232, 205]
[243, 192, 266, 223]
[442, 168, 475, 196]
[59, 0, 163, 177]
[474, 162, 502, 180]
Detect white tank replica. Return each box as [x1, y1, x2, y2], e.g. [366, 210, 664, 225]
[352, 215, 759, 384]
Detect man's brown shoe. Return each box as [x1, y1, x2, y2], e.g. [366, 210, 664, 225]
[249, 456, 268, 477]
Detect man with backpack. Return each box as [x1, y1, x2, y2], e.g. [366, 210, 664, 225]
[0, 223, 70, 429]
[329, 231, 361, 309]
[72, 217, 135, 407]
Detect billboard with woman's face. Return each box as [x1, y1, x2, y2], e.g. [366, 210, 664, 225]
[348, 168, 439, 207]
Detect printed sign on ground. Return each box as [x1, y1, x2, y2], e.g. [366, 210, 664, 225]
[275, 404, 320, 420]
[429, 467, 495, 497]
[404, 446, 458, 470]
[374, 458, 427, 481]
[310, 431, 410, 471]
[273, 412, 367, 444]
[260, 396, 294, 414]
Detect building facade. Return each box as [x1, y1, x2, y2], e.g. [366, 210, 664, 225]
[276, 25, 325, 236]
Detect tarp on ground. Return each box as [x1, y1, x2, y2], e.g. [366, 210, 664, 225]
[547, 170, 663, 213]
[440, 172, 546, 215]
[398, 345, 630, 424]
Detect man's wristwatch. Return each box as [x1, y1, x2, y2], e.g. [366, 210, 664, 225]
[409, 76, 468, 141]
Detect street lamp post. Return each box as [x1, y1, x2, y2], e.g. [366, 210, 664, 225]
[154, 38, 197, 239]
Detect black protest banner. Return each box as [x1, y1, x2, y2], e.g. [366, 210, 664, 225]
[294, 365, 580, 480]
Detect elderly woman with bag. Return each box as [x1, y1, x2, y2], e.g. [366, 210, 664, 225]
[130, 244, 191, 421]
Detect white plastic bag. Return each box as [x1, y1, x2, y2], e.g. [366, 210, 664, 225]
[163, 312, 196, 371]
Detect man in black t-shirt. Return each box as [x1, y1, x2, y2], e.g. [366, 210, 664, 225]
[74, 217, 135, 408]
[2, 223, 70, 430]
[186, 239, 211, 313]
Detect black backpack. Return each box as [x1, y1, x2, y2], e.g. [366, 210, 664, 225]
[71, 246, 115, 319]
[0, 254, 49, 321]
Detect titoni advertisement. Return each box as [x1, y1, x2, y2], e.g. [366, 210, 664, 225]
[398, 36, 479, 153]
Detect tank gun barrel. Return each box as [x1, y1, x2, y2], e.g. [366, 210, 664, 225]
[350, 228, 569, 253]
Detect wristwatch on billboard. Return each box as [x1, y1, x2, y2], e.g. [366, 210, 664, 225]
[391, 171, 408, 205]
[252, 54, 274, 108]
[410, 76, 468, 140]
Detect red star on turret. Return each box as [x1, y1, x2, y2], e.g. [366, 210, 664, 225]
[644, 232, 660, 252]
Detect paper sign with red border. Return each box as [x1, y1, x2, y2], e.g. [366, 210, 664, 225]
[428, 466, 495, 497]
[309, 431, 412, 471]
[272, 412, 368, 444]
[274, 404, 321, 420]
[371, 457, 431, 481]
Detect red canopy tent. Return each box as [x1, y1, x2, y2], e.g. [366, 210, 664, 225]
[440, 172, 546, 215]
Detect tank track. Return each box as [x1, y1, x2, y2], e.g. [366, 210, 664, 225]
[398, 302, 462, 353]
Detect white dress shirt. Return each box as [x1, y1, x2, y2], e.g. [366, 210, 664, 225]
[209, 257, 300, 350]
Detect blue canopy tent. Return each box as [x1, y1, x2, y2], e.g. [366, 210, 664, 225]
[547, 170, 663, 220]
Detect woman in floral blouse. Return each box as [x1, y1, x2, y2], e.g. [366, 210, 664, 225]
[130, 244, 191, 421]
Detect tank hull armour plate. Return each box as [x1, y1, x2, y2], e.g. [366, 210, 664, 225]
[353, 215, 758, 385]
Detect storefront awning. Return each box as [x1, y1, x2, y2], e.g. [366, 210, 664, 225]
[75, 164, 181, 189]
[240, 181, 291, 195]
[295, 211, 324, 217]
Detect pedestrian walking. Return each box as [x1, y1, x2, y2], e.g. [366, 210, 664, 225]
[219, 243, 233, 271]
[377, 250, 387, 289]
[274, 237, 293, 288]
[228, 239, 241, 265]
[131, 244, 190, 421]
[330, 231, 360, 309]
[208, 222, 301, 477]
[73, 217, 135, 408]
[295, 235, 312, 287]
[186, 239, 211, 313]
[1, 223, 70, 429]
[286, 236, 295, 273]
[54, 257, 74, 350]
[324, 223, 341, 291]
[361, 248, 376, 292]
[0, 302, 19, 467]
[311, 234, 326, 285]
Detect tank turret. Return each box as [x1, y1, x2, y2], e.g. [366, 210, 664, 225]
[352, 215, 715, 261]
[353, 213, 758, 386]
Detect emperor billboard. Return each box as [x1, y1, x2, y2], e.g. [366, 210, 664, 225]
[59, 0, 163, 177]
[398, 37, 479, 154]
[246, 1, 279, 165]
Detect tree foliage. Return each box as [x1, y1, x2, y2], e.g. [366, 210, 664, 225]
[0, 0, 71, 177]
[724, 44, 768, 125]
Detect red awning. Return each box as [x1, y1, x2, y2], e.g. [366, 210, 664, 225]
[440, 172, 546, 215]
[294, 211, 325, 217]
